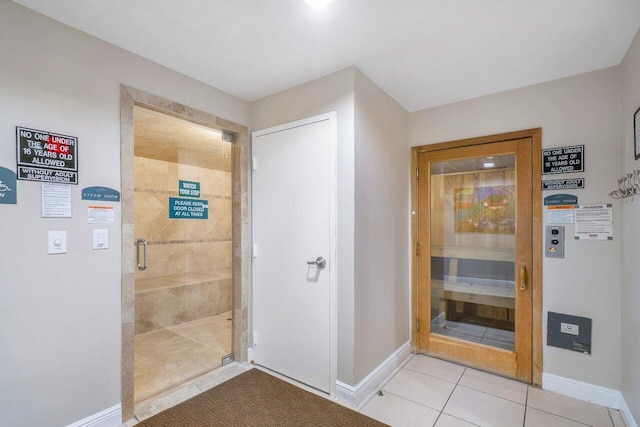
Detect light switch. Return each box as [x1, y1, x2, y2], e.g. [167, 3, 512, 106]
[48, 231, 67, 254]
[93, 229, 109, 250]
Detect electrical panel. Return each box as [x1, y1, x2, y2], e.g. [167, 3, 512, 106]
[548, 312, 592, 354]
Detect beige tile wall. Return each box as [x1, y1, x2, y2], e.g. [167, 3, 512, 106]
[133, 156, 232, 333]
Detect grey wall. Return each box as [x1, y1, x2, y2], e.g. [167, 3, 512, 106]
[0, 2, 250, 426]
[409, 67, 622, 390]
[251, 68, 358, 384]
[619, 27, 640, 422]
[251, 68, 412, 387]
[353, 70, 410, 383]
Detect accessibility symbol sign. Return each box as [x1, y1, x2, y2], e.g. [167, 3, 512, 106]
[0, 166, 17, 205]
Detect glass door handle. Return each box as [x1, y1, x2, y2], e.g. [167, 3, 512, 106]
[519, 262, 527, 291]
[307, 257, 326, 268]
[137, 238, 148, 271]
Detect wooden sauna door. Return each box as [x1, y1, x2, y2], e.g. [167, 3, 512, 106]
[414, 130, 541, 383]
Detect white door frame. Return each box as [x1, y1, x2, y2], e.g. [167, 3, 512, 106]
[251, 111, 337, 396]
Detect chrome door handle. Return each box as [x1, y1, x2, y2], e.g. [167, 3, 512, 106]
[137, 238, 148, 271]
[307, 257, 326, 268]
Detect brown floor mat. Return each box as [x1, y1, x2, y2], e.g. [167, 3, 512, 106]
[135, 368, 389, 426]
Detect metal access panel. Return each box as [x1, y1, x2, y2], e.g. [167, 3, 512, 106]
[547, 312, 591, 354]
[545, 226, 565, 258]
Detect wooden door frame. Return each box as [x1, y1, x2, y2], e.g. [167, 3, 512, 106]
[410, 128, 542, 386]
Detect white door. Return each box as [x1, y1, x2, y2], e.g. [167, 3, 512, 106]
[252, 113, 336, 393]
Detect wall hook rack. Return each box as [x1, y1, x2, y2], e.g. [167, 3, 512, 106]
[609, 168, 640, 199]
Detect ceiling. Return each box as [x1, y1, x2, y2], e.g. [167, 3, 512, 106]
[12, 0, 640, 112]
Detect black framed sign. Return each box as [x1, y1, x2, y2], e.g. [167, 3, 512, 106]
[634, 106, 640, 160]
[16, 126, 78, 184]
[542, 145, 584, 175]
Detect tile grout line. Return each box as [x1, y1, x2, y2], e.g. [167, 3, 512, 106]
[523, 385, 529, 427]
[358, 354, 414, 411]
[433, 366, 467, 426]
[525, 393, 593, 426]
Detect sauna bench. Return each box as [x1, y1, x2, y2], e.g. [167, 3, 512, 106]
[432, 279, 515, 309]
[135, 268, 232, 294]
[430, 245, 515, 262]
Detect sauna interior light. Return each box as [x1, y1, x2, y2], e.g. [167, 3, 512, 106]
[483, 157, 495, 168]
[305, 0, 334, 8]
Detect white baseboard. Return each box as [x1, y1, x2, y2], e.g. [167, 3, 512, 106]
[66, 404, 121, 427]
[335, 342, 411, 407]
[542, 372, 620, 408]
[542, 372, 639, 426]
[619, 394, 639, 427]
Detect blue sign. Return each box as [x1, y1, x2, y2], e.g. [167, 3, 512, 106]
[544, 194, 578, 206]
[82, 186, 121, 202]
[0, 167, 17, 205]
[178, 180, 200, 198]
[169, 197, 208, 219]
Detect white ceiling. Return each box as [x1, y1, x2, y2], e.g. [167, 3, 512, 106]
[12, 0, 640, 112]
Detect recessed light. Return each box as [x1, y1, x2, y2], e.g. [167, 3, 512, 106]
[305, 0, 334, 8]
[483, 156, 495, 168]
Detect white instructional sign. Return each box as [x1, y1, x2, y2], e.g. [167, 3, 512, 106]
[574, 204, 613, 240]
[41, 182, 72, 217]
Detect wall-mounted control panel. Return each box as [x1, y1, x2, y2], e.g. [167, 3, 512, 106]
[547, 311, 592, 354]
[545, 226, 565, 258]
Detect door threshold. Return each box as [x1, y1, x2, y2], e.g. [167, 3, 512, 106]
[133, 362, 250, 422]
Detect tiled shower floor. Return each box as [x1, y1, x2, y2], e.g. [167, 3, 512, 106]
[134, 311, 232, 402]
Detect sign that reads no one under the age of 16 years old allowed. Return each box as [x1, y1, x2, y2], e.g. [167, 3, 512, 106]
[542, 145, 583, 175]
[16, 126, 78, 184]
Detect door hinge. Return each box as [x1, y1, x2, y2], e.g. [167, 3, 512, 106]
[222, 131, 235, 143]
[416, 242, 421, 257]
[416, 168, 419, 180]
[416, 319, 420, 332]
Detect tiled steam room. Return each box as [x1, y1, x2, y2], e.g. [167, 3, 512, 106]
[133, 155, 233, 402]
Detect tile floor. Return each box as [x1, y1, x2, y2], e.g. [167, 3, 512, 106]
[359, 354, 627, 427]
[134, 311, 232, 402]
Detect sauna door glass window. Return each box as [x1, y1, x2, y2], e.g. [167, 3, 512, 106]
[430, 155, 516, 348]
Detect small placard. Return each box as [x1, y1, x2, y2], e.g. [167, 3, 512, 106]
[82, 186, 120, 202]
[0, 166, 17, 205]
[542, 145, 584, 175]
[169, 197, 208, 219]
[178, 180, 200, 198]
[542, 178, 584, 191]
[88, 205, 114, 223]
[547, 205, 575, 224]
[544, 194, 578, 206]
[17, 126, 78, 184]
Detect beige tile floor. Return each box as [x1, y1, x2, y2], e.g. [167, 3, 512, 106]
[360, 354, 627, 427]
[134, 311, 232, 402]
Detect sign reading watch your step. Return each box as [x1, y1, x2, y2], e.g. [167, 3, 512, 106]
[16, 126, 78, 184]
[542, 145, 583, 175]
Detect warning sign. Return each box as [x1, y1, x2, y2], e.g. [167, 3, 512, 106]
[16, 126, 78, 184]
[542, 145, 583, 175]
